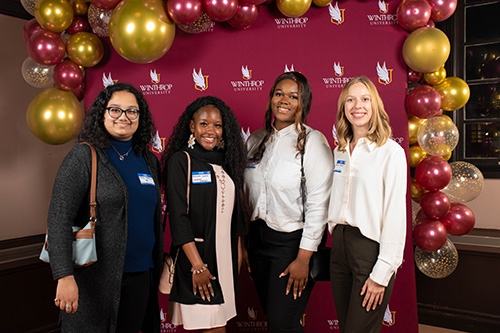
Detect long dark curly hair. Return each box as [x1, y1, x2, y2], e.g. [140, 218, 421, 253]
[251, 71, 312, 162]
[78, 82, 156, 155]
[161, 96, 245, 185]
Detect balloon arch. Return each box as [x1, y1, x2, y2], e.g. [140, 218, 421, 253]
[20, 0, 481, 280]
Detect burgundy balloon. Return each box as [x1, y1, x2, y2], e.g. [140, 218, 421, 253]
[53, 60, 84, 91]
[167, 0, 202, 25]
[420, 191, 451, 219]
[408, 68, 422, 84]
[441, 203, 475, 236]
[406, 85, 442, 119]
[425, 19, 435, 28]
[66, 16, 92, 35]
[415, 156, 452, 192]
[203, 0, 239, 22]
[27, 30, 66, 66]
[72, 82, 86, 102]
[240, 0, 266, 5]
[90, 0, 121, 10]
[396, 0, 432, 31]
[23, 19, 44, 43]
[228, 2, 259, 29]
[427, 0, 457, 22]
[413, 218, 448, 252]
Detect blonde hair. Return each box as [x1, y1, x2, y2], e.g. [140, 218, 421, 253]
[336, 76, 392, 151]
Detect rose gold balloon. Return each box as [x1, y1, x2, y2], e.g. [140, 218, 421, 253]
[35, 0, 74, 32]
[397, 0, 432, 31]
[26, 87, 83, 145]
[428, 0, 457, 22]
[67, 32, 104, 67]
[228, 2, 259, 29]
[168, 0, 202, 25]
[27, 30, 66, 66]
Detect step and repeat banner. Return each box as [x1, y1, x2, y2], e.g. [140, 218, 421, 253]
[85, 1, 418, 331]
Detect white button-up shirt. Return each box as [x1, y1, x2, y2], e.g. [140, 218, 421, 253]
[244, 124, 333, 251]
[328, 138, 407, 286]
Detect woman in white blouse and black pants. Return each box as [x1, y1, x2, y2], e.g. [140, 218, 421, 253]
[328, 76, 407, 333]
[244, 72, 333, 332]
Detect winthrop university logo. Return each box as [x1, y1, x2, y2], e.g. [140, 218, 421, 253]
[329, 2, 345, 25]
[376, 61, 393, 85]
[275, 16, 308, 29]
[193, 68, 209, 91]
[139, 70, 173, 96]
[235, 307, 268, 331]
[367, 0, 397, 25]
[323, 62, 353, 89]
[230, 66, 265, 92]
[160, 308, 177, 332]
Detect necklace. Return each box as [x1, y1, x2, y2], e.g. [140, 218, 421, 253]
[214, 168, 226, 213]
[111, 145, 132, 161]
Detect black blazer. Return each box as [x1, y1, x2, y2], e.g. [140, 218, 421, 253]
[166, 150, 245, 304]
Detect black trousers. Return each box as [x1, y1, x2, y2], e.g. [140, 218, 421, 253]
[249, 220, 315, 333]
[116, 270, 151, 333]
[330, 224, 395, 333]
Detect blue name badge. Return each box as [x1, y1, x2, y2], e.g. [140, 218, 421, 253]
[334, 160, 346, 173]
[138, 173, 155, 186]
[192, 171, 212, 184]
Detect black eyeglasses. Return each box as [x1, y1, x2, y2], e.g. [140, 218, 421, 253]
[105, 107, 140, 120]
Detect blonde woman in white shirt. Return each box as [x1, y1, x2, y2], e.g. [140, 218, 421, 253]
[328, 76, 407, 333]
[244, 72, 333, 332]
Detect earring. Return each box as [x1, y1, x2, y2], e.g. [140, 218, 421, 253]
[217, 139, 225, 150]
[188, 133, 195, 149]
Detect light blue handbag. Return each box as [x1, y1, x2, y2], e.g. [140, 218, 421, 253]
[40, 142, 98, 268]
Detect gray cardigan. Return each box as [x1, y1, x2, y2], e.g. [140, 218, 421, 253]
[47, 143, 163, 332]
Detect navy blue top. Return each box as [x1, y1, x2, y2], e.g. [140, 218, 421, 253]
[106, 139, 157, 272]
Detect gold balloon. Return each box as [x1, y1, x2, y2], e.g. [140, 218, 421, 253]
[402, 27, 450, 73]
[67, 32, 104, 68]
[35, 0, 74, 32]
[27, 88, 83, 145]
[409, 145, 427, 168]
[276, 0, 312, 18]
[442, 161, 484, 203]
[424, 66, 446, 86]
[417, 115, 459, 156]
[109, 0, 176, 64]
[408, 115, 426, 145]
[312, 0, 332, 7]
[415, 238, 458, 279]
[71, 0, 90, 16]
[434, 77, 471, 111]
[440, 150, 452, 161]
[411, 177, 429, 202]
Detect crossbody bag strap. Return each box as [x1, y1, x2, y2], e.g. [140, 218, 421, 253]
[80, 142, 97, 220]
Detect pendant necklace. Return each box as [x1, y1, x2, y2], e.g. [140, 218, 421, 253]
[111, 145, 132, 161]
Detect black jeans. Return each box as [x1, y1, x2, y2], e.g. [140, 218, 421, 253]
[330, 224, 395, 333]
[249, 220, 314, 333]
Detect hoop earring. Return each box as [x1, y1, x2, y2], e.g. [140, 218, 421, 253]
[188, 133, 195, 149]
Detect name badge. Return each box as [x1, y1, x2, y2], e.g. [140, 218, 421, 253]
[138, 173, 155, 185]
[334, 160, 346, 174]
[192, 171, 211, 184]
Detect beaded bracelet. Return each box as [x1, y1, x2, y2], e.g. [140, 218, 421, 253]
[191, 264, 208, 275]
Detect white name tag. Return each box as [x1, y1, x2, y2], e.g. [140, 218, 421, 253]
[138, 173, 155, 186]
[192, 171, 211, 184]
[334, 160, 346, 174]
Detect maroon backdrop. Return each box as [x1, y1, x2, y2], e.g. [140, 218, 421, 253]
[85, 1, 418, 331]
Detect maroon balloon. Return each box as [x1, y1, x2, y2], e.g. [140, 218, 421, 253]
[396, 0, 432, 31]
[53, 60, 84, 91]
[72, 82, 86, 102]
[425, 19, 435, 28]
[240, 0, 266, 4]
[167, 0, 202, 25]
[408, 68, 422, 84]
[427, 0, 457, 22]
[203, 0, 239, 22]
[66, 16, 92, 35]
[90, 0, 121, 10]
[420, 191, 451, 219]
[415, 156, 452, 192]
[413, 218, 447, 252]
[441, 203, 475, 236]
[23, 19, 44, 43]
[406, 85, 442, 119]
[228, 2, 259, 29]
[27, 30, 66, 66]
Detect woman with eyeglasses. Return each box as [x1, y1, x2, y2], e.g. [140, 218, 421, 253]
[45, 82, 163, 332]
